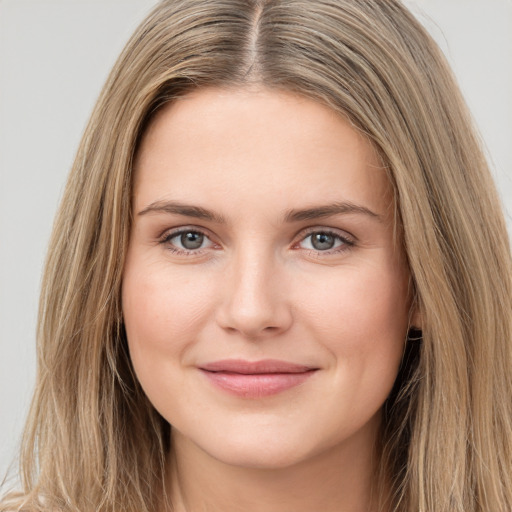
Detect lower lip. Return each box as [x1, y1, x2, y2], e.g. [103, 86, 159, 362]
[200, 370, 317, 398]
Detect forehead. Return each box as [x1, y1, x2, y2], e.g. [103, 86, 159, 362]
[133, 87, 392, 218]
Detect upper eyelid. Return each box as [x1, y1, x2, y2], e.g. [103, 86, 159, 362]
[160, 228, 216, 255]
[160, 225, 213, 240]
[294, 225, 356, 243]
[158, 227, 217, 253]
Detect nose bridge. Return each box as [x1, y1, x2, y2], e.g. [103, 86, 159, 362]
[217, 242, 291, 337]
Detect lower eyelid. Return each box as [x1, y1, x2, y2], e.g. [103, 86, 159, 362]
[161, 228, 208, 241]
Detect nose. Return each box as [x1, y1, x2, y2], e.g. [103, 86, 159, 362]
[215, 249, 293, 339]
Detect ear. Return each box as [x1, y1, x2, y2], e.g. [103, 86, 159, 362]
[410, 307, 422, 330]
[408, 292, 422, 331]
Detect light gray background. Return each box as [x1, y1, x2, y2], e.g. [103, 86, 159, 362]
[1, 0, 511, 480]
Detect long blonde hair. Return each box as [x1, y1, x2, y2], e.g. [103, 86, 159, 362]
[2, 1, 511, 511]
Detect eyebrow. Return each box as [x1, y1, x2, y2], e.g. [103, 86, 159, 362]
[138, 199, 382, 224]
[138, 200, 226, 223]
[284, 201, 383, 223]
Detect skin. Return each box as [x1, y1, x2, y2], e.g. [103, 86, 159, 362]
[122, 87, 414, 512]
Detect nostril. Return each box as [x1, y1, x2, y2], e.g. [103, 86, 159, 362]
[214, 272, 293, 337]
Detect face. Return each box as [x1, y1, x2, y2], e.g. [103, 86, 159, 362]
[123, 87, 412, 469]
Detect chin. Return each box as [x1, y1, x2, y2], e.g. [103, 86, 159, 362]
[211, 444, 310, 470]
[173, 423, 315, 471]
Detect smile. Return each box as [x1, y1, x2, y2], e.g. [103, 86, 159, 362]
[199, 359, 319, 398]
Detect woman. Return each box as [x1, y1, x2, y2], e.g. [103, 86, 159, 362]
[1, 0, 511, 511]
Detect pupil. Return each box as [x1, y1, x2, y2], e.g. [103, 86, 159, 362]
[311, 233, 334, 250]
[181, 231, 203, 249]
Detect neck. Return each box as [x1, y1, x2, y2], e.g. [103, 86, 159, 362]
[164, 423, 386, 512]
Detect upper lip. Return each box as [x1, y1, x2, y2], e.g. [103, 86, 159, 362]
[199, 359, 317, 374]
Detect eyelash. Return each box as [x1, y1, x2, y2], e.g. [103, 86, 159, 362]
[159, 228, 216, 256]
[295, 228, 355, 256]
[158, 227, 356, 257]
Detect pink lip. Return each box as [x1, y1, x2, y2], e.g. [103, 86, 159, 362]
[199, 359, 318, 398]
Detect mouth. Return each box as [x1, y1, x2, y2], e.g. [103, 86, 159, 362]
[199, 359, 319, 398]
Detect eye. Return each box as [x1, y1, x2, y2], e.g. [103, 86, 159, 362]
[176, 231, 206, 250]
[161, 229, 215, 253]
[298, 230, 354, 253]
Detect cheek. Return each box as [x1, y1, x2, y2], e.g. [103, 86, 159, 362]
[341, 277, 408, 347]
[303, 261, 408, 336]
[121, 258, 218, 396]
[297, 261, 409, 395]
[123, 261, 212, 343]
